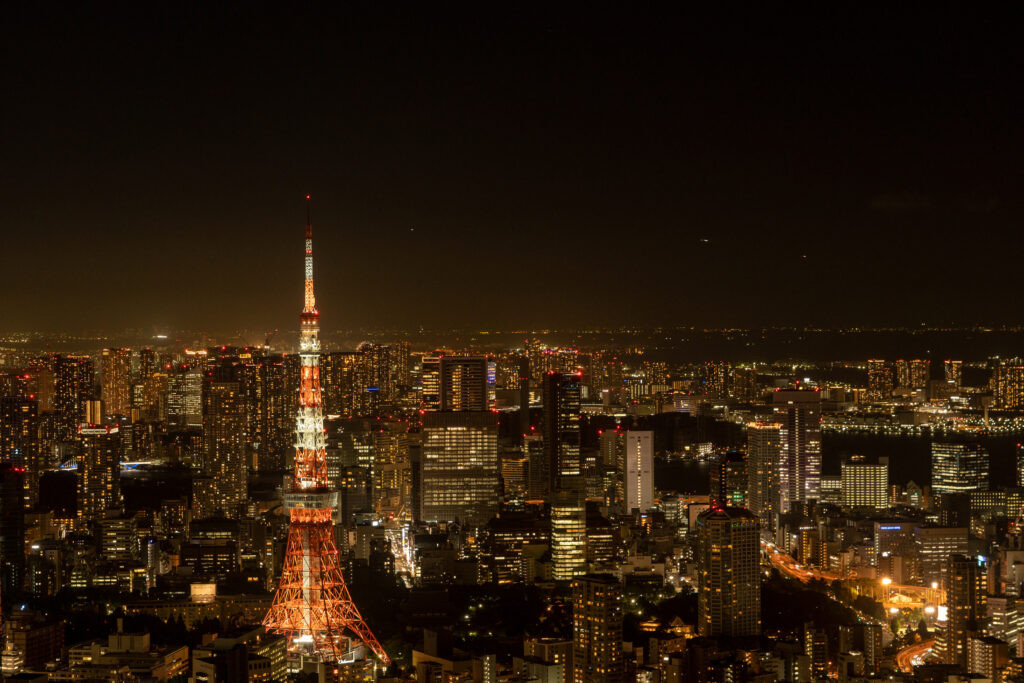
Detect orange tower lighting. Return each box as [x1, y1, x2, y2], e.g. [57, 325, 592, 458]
[263, 197, 390, 666]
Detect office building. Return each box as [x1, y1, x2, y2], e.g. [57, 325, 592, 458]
[623, 431, 653, 513]
[931, 442, 989, 494]
[551, 486, 587, 582]
[437, 356, 489, 411]
[914, 526, 968, 588]
[542, 372, 582, 494]
[746, 422, 781, 533]
[572, 574, 622, 683]
[696, 507, 761, 637]
[419, 411, 499, 524]
[841, 457, 889, 509]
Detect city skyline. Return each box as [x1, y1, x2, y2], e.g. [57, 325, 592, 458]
[3, 6, 1022, 331]
[3, 6, 1024, 680]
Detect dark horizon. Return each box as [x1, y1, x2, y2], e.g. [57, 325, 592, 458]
[3, 5, 1021, 332]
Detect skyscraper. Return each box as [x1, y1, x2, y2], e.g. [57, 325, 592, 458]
[419, 411, 499, 524]
[167, 367, 203, 429]
[54, 355, 94, 442]
[202, 381, 248, 516]
[0, 462, 25, 607]
[100, 348, 132, 417]
[710, 451, 747, 508]
[942, 554, 986, 669]
[542, 372, 582, 495]
[772, 389, 821, 512]
[746, 422, 781, 533]
[931, 442, 989, 494]
[257, 358, 291, 472]
[696, 506, 761, 637]
[572, 574, 622, 683]
[866, 359, 892, 401]
[77, 425, 121, 528]
[623, 431, 653, 513]
[945, 359, 963, 390]
[263, 198, 388, 666]
[0, 396, 39, 506]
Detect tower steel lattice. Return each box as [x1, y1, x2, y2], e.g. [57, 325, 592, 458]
[263, 197, 390, 666]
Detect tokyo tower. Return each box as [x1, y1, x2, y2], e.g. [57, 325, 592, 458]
[263, 197, 390, 666]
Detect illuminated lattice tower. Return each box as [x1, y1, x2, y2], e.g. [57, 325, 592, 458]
[264, 198, 389, 666]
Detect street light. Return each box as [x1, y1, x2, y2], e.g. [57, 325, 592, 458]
[881, 577, 892, 586]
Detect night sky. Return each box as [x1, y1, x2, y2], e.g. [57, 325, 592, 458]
[2, 5, 1021, 333]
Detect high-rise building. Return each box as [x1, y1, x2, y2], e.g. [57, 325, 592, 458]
[551, 486, 587, 582]
[263, 199, 388, 666]
[0, 396, 40, 506]
[701, 361, 729, 398]
[731, 365, 758, 402]
[1018, 443, 1024, 489]
[256, 358, 291, 472]
[894, 359, 930, 389]
[623, 431, 653, 513]
[572, 574, 622, 683]
[841, 457, 889, 509]
[542, 372, 582, 494]
[942, 554, 986, 670]
[167, 368, 203, 429]
[137, 347, 157, 382]
[100, 348, 132, 417]
[914, 526, 968, 588]
[931, 442, 989, 494]
[0, 462, 25, 606]
[447, 357, 489, 411]
[420, 355, 442, 411]
[423, 356, 490, 411]
[419, 411, 499, 524]
[945, 360, 963, 390]
[696, 506, 761, 637]
[746, 422, 781, 533]
[54, 355, 94, 442]
[202, 381, 248, 516]
[362, 343, 394, 405]
[772, 389, 821, 512]
[967, 636, 1009, 683]
[322, 351, 367, 418]
[710, 451, 747, 508]
[77, 425, 121, 527]
[866, 359, 892, 401]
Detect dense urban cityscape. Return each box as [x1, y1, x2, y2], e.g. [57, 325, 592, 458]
[4, 3, 1021, 683]
[3, 198, 1024, 681]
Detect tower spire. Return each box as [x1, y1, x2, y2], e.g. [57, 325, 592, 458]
[303, 195, 316, 314]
